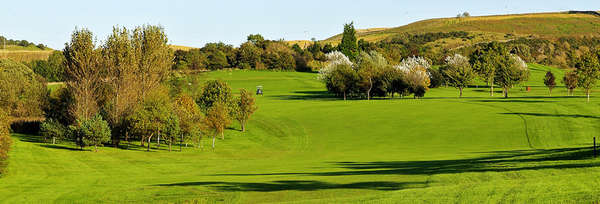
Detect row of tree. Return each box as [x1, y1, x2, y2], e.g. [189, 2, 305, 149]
[32, 25, 257, 152]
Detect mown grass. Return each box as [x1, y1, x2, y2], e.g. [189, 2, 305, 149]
[2, 64, 600, 203]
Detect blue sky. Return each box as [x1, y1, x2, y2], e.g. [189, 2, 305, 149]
[1, 0, 599, 49]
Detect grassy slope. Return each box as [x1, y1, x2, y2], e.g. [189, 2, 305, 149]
[322, 12, 600, 47]
[2, 64, 600, 203]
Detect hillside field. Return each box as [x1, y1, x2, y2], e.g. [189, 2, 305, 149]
[1, 64, 600, 203]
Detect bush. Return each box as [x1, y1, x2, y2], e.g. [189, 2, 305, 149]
[0, 59, 47, 119]
[40, 119, 66, 144]
[70, 115, 111, 151]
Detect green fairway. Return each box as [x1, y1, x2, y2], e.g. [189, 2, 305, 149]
[2, 64, 600, 203]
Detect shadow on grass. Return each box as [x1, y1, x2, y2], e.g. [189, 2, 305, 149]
[501, 112, 600, 119]
[39, 144, 83, 151]
[212, 147, 598, 177]
[473, 99, 556, 103]
[13, 134, 44, 143]
[154, 180, 425, 192]
[268, 91, 338, 101]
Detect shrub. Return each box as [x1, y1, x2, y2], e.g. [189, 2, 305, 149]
[40, 119, 66, 144]
[0, 110, 11, 176]
[70, 115, 111, 151]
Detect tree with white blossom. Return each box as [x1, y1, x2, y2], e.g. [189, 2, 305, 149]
[394, 56, 431, 98]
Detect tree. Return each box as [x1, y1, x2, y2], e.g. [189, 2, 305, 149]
[0, 110, 11, 175]
[197, 80, 232, 112]
[395, 56, 431, 98]
[132, 25, 173, 99]
[543, 71, 556, 96]
[63, 28, 102, 120]
[173, 94, 203, 149]
[126, 88, 173, 151]
[562, 71, 577, 96]
[0, 59, 46, 119]
[237, 42, 262, 69]
[575, 53, 600, 102]
[162, 114, 180, 152]
[338, 22, 358, 61]
[441, 54, 475, 97]
[494, 54, 529, 98]
[71, 114, 111, 152]
[102, 26, 139, 146]
[356, 51, 389, 100]
[470, 42, 506, 96]
[247, 34, 265, 48]
[329, 64, 359, 100]
[233, 89, 257, 132]
[204, 103, 231, 149]
[40, 119, 66, 144]
[30, 51, 65, 82]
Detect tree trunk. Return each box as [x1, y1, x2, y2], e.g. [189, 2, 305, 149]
[157, 131, 161, 148]
[459, 87, 463, 98]
[94, 145, 97, 152]
[490, 79, 494, 96]
[504, 87, 508, 98]
[52, 137, 56, 144]
[587, 91, 590, 102]
[549, 88, 552, 96]
[180, 133, 183, 152]
[169, 138, 172, 152]
[221, 131, 224, 140]
[242, 121, 246, 132]
[343, 91, 346, 101]
[147, 133, 152, 151]
[141, 136, 145, 147]
[212, 133, 216, 149]
[367, 78, 372, 100]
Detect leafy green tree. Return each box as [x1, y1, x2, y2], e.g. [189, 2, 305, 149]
[575, 53, 600, 102]
[132, 25, 174, 99]
[126, 88, 173, 151]
[543, 71, 556, 96]
[30, 51, 65, 82]
[562, 71, 577, 96]
[0, 59, 46, 119]
[40, 119, 66, 144]
[338, 22, 358, 61]
[470, 42, 506, 96]
[71, 114, 111, 152]
[441, 54, 476, 97]
[237, 42, 262, 69]
[233, 89, 257, 132]
[329, 64, 358, 100]
[204, 103, 231, 149]
[494, 55, 529, 98]
[247, 34, 265, 48]
[197, 80, 233, 112]
[162, 114, 180, 152]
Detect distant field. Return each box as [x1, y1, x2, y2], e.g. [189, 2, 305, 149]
[169, 44, 196, 51]
[0, 45, 53, 62]
[2, 64, 600, 203]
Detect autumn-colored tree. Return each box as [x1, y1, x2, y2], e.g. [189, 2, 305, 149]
[102, 26, 139, 146]
[204, 103, 231, 149]
[63, 28, 102, 120]
[173, 94, 204, 149]
[233, 89, 257, 132]
[543, 71, 556, 96]
[0, 110, 11, 175]
[132, 25, 173, 99]
[126, 88, 174, 151]
[562, 71, 577, 96]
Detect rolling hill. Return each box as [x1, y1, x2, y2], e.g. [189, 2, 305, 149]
[320, 11, 600, 49]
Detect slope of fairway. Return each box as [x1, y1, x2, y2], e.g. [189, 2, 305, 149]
[324, 12, 600, 44]
[1, 65, 600, 203]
